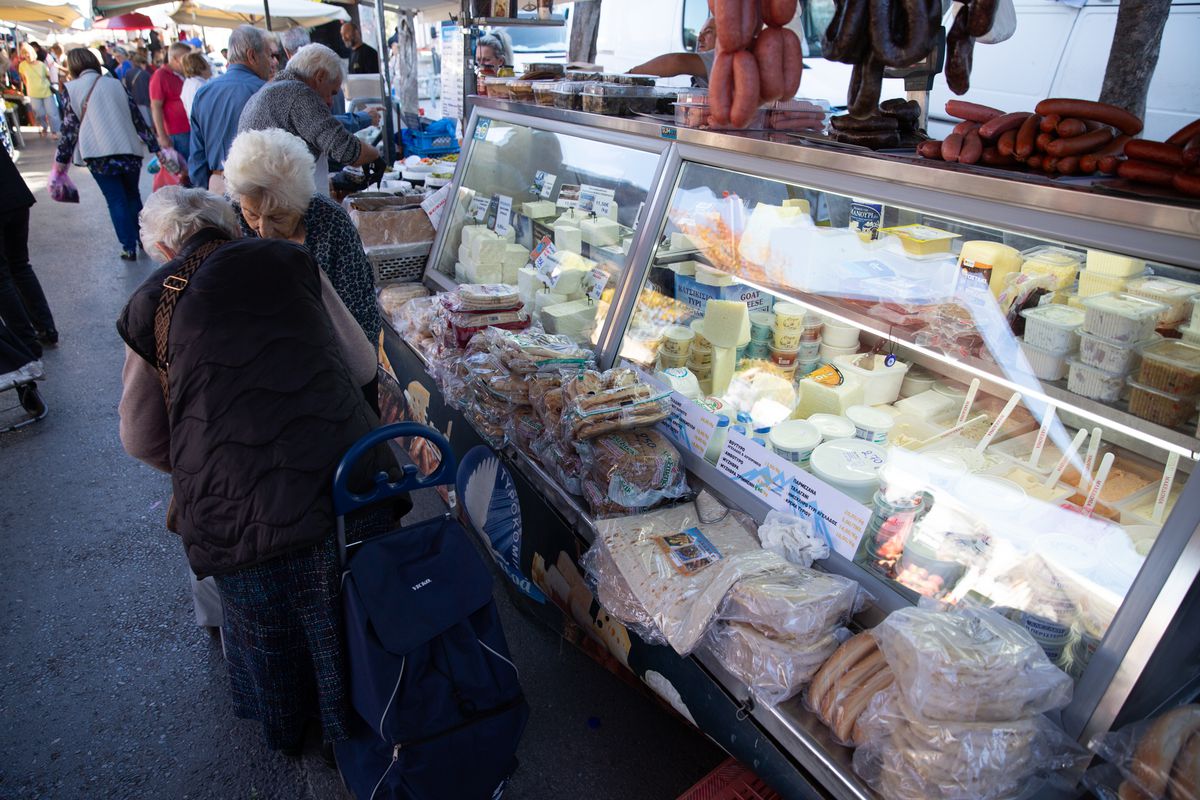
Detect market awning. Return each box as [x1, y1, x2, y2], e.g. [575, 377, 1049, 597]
[0, 0, 83, 27]
[168, 0, 349, 29]
[93, 10, 156, 28]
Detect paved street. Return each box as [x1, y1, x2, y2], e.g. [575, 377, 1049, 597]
[0, 135, 723, 800]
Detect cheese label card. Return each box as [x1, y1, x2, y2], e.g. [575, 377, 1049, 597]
[587, 267, 610, 301]
[494, 194, 513, 236]
[557, 184, 581, 208]
[531, 236, 558, 276]
[579, 184, 616, 216]
[469, 195, 489, 222]
[532, 170, 557, 199]
[656, 527, 722, 576]
[420, 183, 451, 229]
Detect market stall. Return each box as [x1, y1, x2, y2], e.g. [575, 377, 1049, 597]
[371, 96, 1200, 800]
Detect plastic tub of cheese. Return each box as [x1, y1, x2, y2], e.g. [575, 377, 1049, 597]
[1126, 379, 1199, 428]
[820, 319, 861, 348]
[1020, 304, 1085, 353]
[1136, 339, 1200, 395]
[550, 81, 588, 110]
[810, 438, 887, 504]
[1020, 245, 1083, 290]
[1124, 276, 1200, 325]
[481, 76, 516, 99]
[986, 462, 1073, 504]
[1082, 293, 1167, 344]
[807, 413, 856, 441]
[899, 365, 937, 398]
[1020, 338, 1071, 381]
[846, 404, 895, 445]
[832, 353, 910, 405]
[769, 420, 822, 466]
[1079, 330, 1157, 375]
[1067, 356, 1127, 402]
[1121, 482, 1184, 526]
[1060, 454, 1158, 505]
[879, 224, 960, 257]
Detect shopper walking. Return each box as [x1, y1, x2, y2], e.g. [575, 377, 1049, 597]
[52, 47, 169, 261]
[180, 50, 211, 117]
[223, 128, 381, 347]
[187, 25, 273, 193]
[0, 143, 57, 356]
[237, 44, 381, 196]
[18, 46, 59, 138]
[150, 42, 193, 172]
[0, 319, 46, 420]
[122, 53, 153, 127]
[116, 185, 396, 756]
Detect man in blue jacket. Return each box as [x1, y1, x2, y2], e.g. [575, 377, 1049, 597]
[187, 25, 274, 191]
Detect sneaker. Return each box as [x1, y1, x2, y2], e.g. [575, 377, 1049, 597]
[16, 383, 47, 420]
[120, 249, 137, 261]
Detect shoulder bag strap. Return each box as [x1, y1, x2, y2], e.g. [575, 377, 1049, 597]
[71, 73, 101, 167]
[152, 239, 226, 403]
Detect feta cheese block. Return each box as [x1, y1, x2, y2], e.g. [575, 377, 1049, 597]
[533, 290, 569, 315]
[542, 299, 598, 337]
[550, 266, 590, 297]
[471, 263, 503, 284]
[502, 243, 529, 272]
[517, 266, 543, 304]
[581, 217, 620, 247]
[469, 230, 509, 265]
[521, 200, 557, 219]
[554, 222, 582, 254]
[502, 262, 520, 285]
[454, 262, 469, 283]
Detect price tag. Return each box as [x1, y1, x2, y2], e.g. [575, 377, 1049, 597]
[494, 194, 513, 236]
[639, 369, 717, 458]
[587, 268, 611, 301]
[557, 183, 581, 208]
[715, 430, 870, 559]
[531, 235, 557, 276]
[468, 196, 488, 222]
[420, 183, 451, 229]
[579, 184, 616, 216]
[532, 170, 557, 199]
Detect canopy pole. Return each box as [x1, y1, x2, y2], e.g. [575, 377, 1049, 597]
[375, 0, 396, 164]
[262, 0, 272, 30]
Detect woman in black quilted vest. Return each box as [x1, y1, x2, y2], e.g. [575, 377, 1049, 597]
[115, 185, 396, 759]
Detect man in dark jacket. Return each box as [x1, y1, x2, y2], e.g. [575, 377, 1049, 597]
[0, 144, 57, 358]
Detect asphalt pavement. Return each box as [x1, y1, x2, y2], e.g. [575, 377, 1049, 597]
[0, 134, 724, 800]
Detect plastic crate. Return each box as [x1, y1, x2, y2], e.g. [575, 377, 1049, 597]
[366, 240, 432, 286]
[405, 129, 459, 157]
[676, 758, 782, 800]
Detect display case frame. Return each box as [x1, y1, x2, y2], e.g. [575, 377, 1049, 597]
[418, 97, 1200, 795]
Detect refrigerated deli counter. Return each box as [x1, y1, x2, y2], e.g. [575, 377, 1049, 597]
[376, 96, 1200, 800]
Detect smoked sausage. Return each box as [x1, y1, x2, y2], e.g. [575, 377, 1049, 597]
[942, 131, 965, 162]
[1056, 156, 1081, 174]
[979, 111, 1032, 140]
[981, 147, 1015, 166]
[1056, 118, 1087, 138]
[1174, 172, 1200, 197]
[763, 0, 798, 26]
[780, 27, 804, 98]
[1097, 155, 1121, 175]
[871, 0, 934, 68]
[754, 28, 787, 102]
[847, 54, 884, 119]
[1036, 132, 1055, 152]
[997, 128, 1018, 157]
[1044, 128, 1114, 158]
[822, 0, 869, 63]
[729, 50, 762, 128]
[1079, 133, 1132, 173]
[709, 51, 734, 126]
[1117, 158, 1176, 187]
[966, 0, 997, 37]
[1034, 99, 1144, 136]
[1039, 114, 1061, 134]
[917, 139, 944, 159]
[959, 129, 984, 164]
[1014, 113, 1041, 159]
[1166, 119, 1200, 147]
[945, 14, 975, 96]
[945, 99, 1003, 123]
[1124, 139, 1194, 167]
[953, 119, 980, 135]
[716, 0, 756, 52]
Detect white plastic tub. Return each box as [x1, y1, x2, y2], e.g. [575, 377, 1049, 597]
[1078, 330, 1157, 375]
[1067, 357, 1127, 402]
[1020, 339, 1071, 381]
[1082, 293, 1167, 344]
[807, 413, 856, 441]
[1124, 276, 1200, 325]
[820, 319, 861, 347]
[1020, 305, 1085, 353]
[769, 420, 822, 466]
[832, 353, 910, 405]
[810, 438, 887, 504]
[846, 404, 895, 444]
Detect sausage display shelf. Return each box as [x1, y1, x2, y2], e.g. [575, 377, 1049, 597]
[387, 96, 1200, 799]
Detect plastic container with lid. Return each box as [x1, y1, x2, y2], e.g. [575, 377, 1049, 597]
[769, 420, 822, 466]
[879, 224, 961, 257]
[749, 311, 774, 341]
[550, 81, 588, 110]
[846, 404, 896, 444]
[532, 80, 559, 106]
[899, 365, 937, 398]
[800, 319, 824, 342]
[821, 319, 861, 348]
[482, 76, 516, 98]
[603, 72, 658, 86]
[1137, 339, 1200, 395]
[704, 415, 731, 464]
[773, 329, 802, 350]
[674, 101, 709, 128]
[1124, 276, 1200, 325]
[1020, 339, 1071, 381]
[676, 88, 708, 105]
[1078, 270, 1131, 299]
[1126, 379, 1199, 428]
[832, 353, 910, 405]
[582, 83, 658, 115]
[1086, 249, 1147, 278]
[1078, 330, 1156, 374]
[1020, 245, 1083, 290]
[507, 79, 551, 102]
[808, 413, 856, 440]
[1020, 304, 1085, 353]
[1067, 357, 1127, 402]
[769, 343, 802, 369]
[772, 303, 806, 332]
[1082, 293, 1168, 344]
[811, 438, 887, 504]
[819, 342, 858, 362]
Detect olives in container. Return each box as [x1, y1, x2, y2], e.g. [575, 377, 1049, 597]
[582, 83, 658, 116]
[551, 80, 588, 110]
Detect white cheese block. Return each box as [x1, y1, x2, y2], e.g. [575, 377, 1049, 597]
[550, 266, 590, 297]
[522, 200, 557, 219]
[454, 262, 469, 283]
[581, 217, 620, 247]
[501, 243, 529, 271]
[603, 201, 619, 221]
[534, 291, 569, 315]
[470, 231, 508, 265]
[671, 232, 697, 251]
[542, 299, 597, 336]
[502, 262, 519, 285]
[457, 243, 475, 270]
[704, 299, 749, 347]
[468, 262, 503, 284]
[794, 373, 863, 419]
[554, 222, 582, 254]
[517, 266, 542, 305]
[461, 225, 489, 248]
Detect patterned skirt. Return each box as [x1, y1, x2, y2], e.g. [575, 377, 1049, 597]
[214, 534, 349, 750]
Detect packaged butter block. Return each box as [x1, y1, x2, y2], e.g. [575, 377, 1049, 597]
[521, 200, 557, 220]
[554, 222, 582, 254]
[581, 217, 620, 247]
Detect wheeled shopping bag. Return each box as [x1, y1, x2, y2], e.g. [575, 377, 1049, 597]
[332, 423, 530, 800]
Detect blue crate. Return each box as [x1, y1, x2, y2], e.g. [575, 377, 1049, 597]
[405, 130, 460, 157]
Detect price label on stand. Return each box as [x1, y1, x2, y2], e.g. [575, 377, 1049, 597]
[557, 184, 581, 208]
[494, 195, 513, 236]
[532, 170, 557, 199]
[420, 183, 451, 230]
[530, 235, 557, 277]
[715, 431, 870, 559]
[579, 184, 616, 216]
[468, 195, 489, 222]
[587, 268, 611, 301]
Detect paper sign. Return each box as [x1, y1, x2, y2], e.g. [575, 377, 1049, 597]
[579, 184, 616, 216]
[557, 183, 581, 208]
[657, 393, 718, 458]
[655, 527, 722, 575]
[532, 170, 557, 199]
[494, 194, 513, 236]
[716, 430, 870, 560]
[420, 183, 451, 230]
[531, 236, 557, 276]
[587, 268, 611, 301]
[469, 196, 489, 222]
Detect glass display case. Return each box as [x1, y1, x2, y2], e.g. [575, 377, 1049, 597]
[426, 107, 669, 352]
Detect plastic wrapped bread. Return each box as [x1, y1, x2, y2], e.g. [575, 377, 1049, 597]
[579, 539, 669, 646]
[576, 428, 689, 512]
[1086, 705, 1200, 800]
[707, 622, 842, 706]
[873, 605, 1074, 723]
[560, 368, 672, 440]
[720, 568, 859, 643]
[493, 330, 593, 374]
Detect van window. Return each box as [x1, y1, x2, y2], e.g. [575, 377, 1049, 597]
[682, 0, 709, 51]
[802, 0, 836, 58]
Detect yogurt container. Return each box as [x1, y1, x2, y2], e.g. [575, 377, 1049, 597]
[1020, 339, 1071, 381]
[1079, 330, 1157, 374]
[899, 366, 937, 398]
[1020, 304, 1085, 353]
[1067, 356, 1127, 402]
[819, 342, 859, 362]
[1124, 276, 1200, 325]
[808, 413, 856, 440]
[660, 324, 695, 356]
[769, 344, 802, 369]
[773, 303, 806, 332]
[658, 352, 689, 369]
[800, 320, 824, 342]
[810, 438, 888, 504]
[744, 340, 770, 360]
[797, 339, 821, 361]
[749, 312, 775, 341]
[846, 404, 896, 445]
[773, 329, 803, 350]
[820, 319, 861, 348]
[769, 420, 822, 466]
[1081, 293, 1167, 344]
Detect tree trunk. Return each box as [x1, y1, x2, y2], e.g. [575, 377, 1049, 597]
[1098, 0, 1171, 122]
[569, 0, 602, 65]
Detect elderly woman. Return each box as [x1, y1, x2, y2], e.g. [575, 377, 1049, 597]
[223, 127, 381, 347]
[238, 43, 380, 195]
[116, 185, 395, 757]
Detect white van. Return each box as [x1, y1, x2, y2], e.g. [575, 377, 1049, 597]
[590, 0, 1199, 141]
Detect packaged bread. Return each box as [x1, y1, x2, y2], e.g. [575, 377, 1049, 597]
[562, 375, 673, 440]
[873, 605, 1074, 723]
[496, 330, 594, 374]
[576, 428, 688, 512]
[530, 430, 584, 496]
[581, 477, 646, 518]
[1087, 705, 1200, 800]
[579, 537, 669, 646]
[720, 569, 858, 643]
[463, 390, 511, 447]
[510, 411, 546, 452]
[443, 283, 523, 312]
[706, 622, 841, 706]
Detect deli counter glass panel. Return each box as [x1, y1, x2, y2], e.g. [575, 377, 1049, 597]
[433, 115, 661, 349]
[617, 160, 1200, 680]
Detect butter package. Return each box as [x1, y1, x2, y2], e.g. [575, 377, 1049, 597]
[880, 224, 960, 257]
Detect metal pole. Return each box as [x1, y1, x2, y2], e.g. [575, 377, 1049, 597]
[261, 0, 273, 30]
[375, 0, 395, 163]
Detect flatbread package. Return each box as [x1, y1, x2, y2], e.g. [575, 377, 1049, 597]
[707, 622, 841, 706]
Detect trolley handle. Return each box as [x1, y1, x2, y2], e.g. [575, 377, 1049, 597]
[333, 422, 456, 516]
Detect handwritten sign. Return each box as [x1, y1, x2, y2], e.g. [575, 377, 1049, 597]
[494, 194, 513, 236]
[420, 183, 451, 229]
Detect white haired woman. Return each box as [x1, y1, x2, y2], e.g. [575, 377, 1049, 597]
[237, 43, 381, 195]
[116, 185, 398, 758]
[223, 127, 382, 353]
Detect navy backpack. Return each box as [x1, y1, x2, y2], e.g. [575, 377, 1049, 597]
[333, 423, 529, 800]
